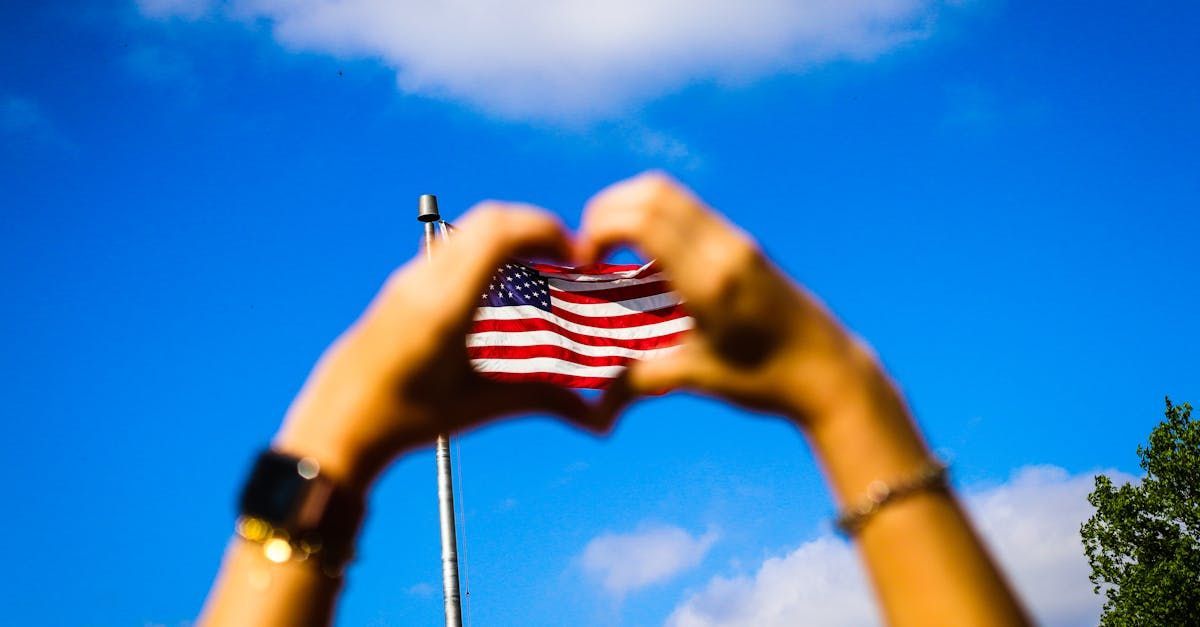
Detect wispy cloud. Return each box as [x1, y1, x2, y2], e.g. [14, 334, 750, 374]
[581, 523, 718, 597]
[137, 0, 941, 123]
[405, 582, 436, 598]
[668, 465, 1135, 627]
[622, 123, 701, 170]
[136, 0, 213, 20]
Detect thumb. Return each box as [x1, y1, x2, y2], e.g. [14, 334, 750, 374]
[624, 345, 697, 396]
[591, 346, 697, 429]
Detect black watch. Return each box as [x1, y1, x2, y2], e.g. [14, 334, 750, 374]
[237, 450, 365, 577]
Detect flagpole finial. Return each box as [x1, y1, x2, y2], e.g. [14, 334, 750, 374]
[418, 194, 441, 222]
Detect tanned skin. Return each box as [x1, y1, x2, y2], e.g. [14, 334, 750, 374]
[200, 173, 1030, 627]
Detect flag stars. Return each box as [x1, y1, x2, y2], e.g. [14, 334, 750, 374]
[478, 263, 553, 311]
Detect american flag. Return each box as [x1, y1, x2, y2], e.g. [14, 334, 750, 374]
[468, 261, 692, 389]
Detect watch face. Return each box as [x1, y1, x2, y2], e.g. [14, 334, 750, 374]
[240, 452, 310, 524]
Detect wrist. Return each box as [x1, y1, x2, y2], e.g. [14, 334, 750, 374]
[273, 374, 417, 496]
[775, 335, 883, 428]
[786, 350, 935, 507]
[272, 423, 378, 497]
[237, 449, 367, 577]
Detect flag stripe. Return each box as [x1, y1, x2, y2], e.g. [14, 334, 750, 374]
[475, 303, 690, 332]
[467, 331, 685, 357]
[471, 356, 626, 378]
[533, 261, 657, 281]
[549, 280, 674, 305]
[547, 274, 665, 292]
[469, 261, 689, 389]
[550, 303, 687, 328]
[471, 370, 618, 389]
[549, 292, 682, 317]
[468, 344, 680, 367]
[469, 319, 689, 349]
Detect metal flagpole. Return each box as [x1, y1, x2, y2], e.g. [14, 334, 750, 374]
[417, 194, 464, 627]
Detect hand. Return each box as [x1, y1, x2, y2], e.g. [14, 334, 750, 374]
[574, 175, 1030, 626]
[577, 172, 884, 428]
[274, 204, 598, 492]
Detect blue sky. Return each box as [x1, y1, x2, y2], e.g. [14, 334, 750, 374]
[1, 1, 1197, 625]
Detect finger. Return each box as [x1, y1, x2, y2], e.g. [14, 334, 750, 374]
[577, 173, 754, 303]
[467, 377, 592, 428]
[591, 346, 697, 428]
[368, 203, 573, 333]
[623, 344, 697, 395]
[440, 202, 573, 294]
[576, 171, 695, 265]
[590, 371, 634, 434]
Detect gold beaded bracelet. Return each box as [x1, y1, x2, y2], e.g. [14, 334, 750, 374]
[834, 460, 949, 536]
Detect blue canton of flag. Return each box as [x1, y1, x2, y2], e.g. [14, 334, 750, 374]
[481, 263, 552, 311]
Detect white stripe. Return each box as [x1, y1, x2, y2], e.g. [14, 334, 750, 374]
[550, 292, 682, 317]
[470, 357, 625, 378]
[538, 261, 656, 281]
[467, 332, 683, 359]
[474, 305, 693, 338]
[548, 274, 666, 293]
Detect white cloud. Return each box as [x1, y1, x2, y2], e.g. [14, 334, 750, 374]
[137, 0, 940, 121]
[667, 465, 1135, 627]
[669, 536, 877, 627]
[581, 523, 719, 597]
[967, 465, 1128, 626]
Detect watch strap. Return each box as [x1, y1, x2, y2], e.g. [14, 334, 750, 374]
[237, 450, 365, 577]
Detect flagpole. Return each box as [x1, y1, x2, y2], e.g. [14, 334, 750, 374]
[418, 194, 465, 627]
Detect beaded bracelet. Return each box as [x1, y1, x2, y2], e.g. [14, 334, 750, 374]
[835, 460, 949, 536]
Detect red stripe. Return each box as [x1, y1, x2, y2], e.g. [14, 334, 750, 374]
[548, 303, 687, 329]
[469, 318, 689, 349]
[531, 261, 659, 277]
[549, 280, 673, 304]
[478, 370, 617, 389]
[469, 345, 640, 368]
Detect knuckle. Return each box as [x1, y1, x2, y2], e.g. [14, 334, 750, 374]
[511, 206, 556, 232]
[636, 172, 677, 204]
[724, 237, 762, 272]
[690, 273, 729, 304]
[379, 263, 422, 305]
[502, 209, 561, 248]
[636, 170, 675, 191]
[637, 173, 701, 224]
[633, 203, 661, 231]
[693, 241, 757, 303]
[465, 202, 507, 229]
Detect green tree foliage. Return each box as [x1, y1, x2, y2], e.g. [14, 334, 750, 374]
[1081, 398, 1200, 625]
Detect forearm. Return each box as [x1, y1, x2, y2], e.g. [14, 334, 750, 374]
[199, 428, 373, 627]
[799, 357, 1029, 626]
[199, 539, 343, 627]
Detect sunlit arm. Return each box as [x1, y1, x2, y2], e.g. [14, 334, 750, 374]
[198, 203, 598, 626]
[800, 353, 1030, 626]
[579, 172, 1031, 626]
[199, 172, 1031, 626]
